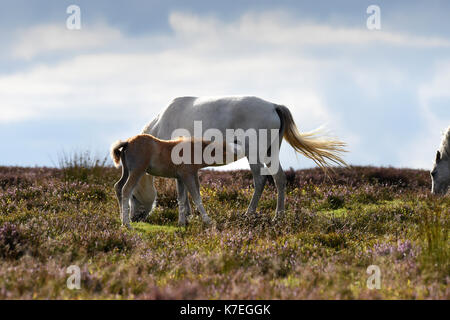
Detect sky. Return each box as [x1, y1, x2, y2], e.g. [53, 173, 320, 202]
[0, 0, 449, 170]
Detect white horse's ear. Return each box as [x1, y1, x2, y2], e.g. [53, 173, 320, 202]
[436, 150, 441, 163]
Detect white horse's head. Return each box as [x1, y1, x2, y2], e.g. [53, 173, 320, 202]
[431, 127, 450, 195]
[130, 174, 157, 221]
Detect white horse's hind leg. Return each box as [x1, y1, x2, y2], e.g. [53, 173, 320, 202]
[181, 173, 212, 225]
[246, 162, 267, 215]
[176, 178, 190, 226]
[272, 164, 287, 220]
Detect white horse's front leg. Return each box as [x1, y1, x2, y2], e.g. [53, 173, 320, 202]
[176, 178, 189, 226]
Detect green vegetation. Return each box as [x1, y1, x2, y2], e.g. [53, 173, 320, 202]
[0, 164, 448, 299]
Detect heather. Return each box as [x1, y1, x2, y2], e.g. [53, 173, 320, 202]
[0, 165, 448, 299]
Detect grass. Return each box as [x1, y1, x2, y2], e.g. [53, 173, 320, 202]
[0, 163, 448, 299]
[57, 150, 111, 184]
[133, 222, 180, 235]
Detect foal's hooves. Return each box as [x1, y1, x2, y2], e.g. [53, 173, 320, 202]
[122, 223, 133, 230]
[272, 212, 286, 223]
[244, 210, 257, 218]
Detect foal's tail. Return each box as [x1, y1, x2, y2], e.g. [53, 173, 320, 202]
[275, 105, 348, 172]
[110, 140, 129, 168]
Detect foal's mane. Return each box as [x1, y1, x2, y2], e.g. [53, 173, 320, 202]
[439, 126, 450, 159]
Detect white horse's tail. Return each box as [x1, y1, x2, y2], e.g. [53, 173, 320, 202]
[275, 105, 348, 171]
[110, 140, 129, 168]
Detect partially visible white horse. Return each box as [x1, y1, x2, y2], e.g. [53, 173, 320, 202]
[130, 96, 347, 222]
[431, 126, 450, 195]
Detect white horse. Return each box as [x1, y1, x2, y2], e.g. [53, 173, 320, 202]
[431, 126, 450, 195]
[129, 96, 347, 223]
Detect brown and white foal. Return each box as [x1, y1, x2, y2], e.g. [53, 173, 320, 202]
[111, 134, 240, 228]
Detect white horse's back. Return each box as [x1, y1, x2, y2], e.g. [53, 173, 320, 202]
[145, 96, 281, 139]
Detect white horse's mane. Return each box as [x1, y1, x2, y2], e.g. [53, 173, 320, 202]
[439, 126, 450, 159]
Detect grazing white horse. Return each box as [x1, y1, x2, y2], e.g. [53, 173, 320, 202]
[129, 96, 347, 223]
[431, 126, 450, 195]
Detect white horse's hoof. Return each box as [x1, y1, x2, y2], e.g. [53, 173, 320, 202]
[186, 214, 195, 224]
[202, 216, 212, 226]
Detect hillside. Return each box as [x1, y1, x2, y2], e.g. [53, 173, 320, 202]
[0, 165, 448, 299]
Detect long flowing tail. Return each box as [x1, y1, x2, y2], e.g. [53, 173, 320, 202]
[275, 105, 348, 171]
[110, 140, 128, 167]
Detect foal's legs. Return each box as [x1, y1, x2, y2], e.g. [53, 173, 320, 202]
[114, 162, 129, 210]
[246, 162, 267, 215]
[176, 178, 191, 226]
[121, 170, 145, 228]
[180, 173, 212, 225]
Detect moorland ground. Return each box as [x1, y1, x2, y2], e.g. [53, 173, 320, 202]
[0, 161, 448, 299]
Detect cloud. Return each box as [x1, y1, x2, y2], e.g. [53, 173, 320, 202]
[169, 11, 450, 49]
[11, 10, 450, 61]
[4, 10, 447, 167]
[419, 61, 450, 109]
[398, 61, 450, 169]
[12, 23, 122, 59]
[0, 52, 328, 123]
[2, 12, 343, 128]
